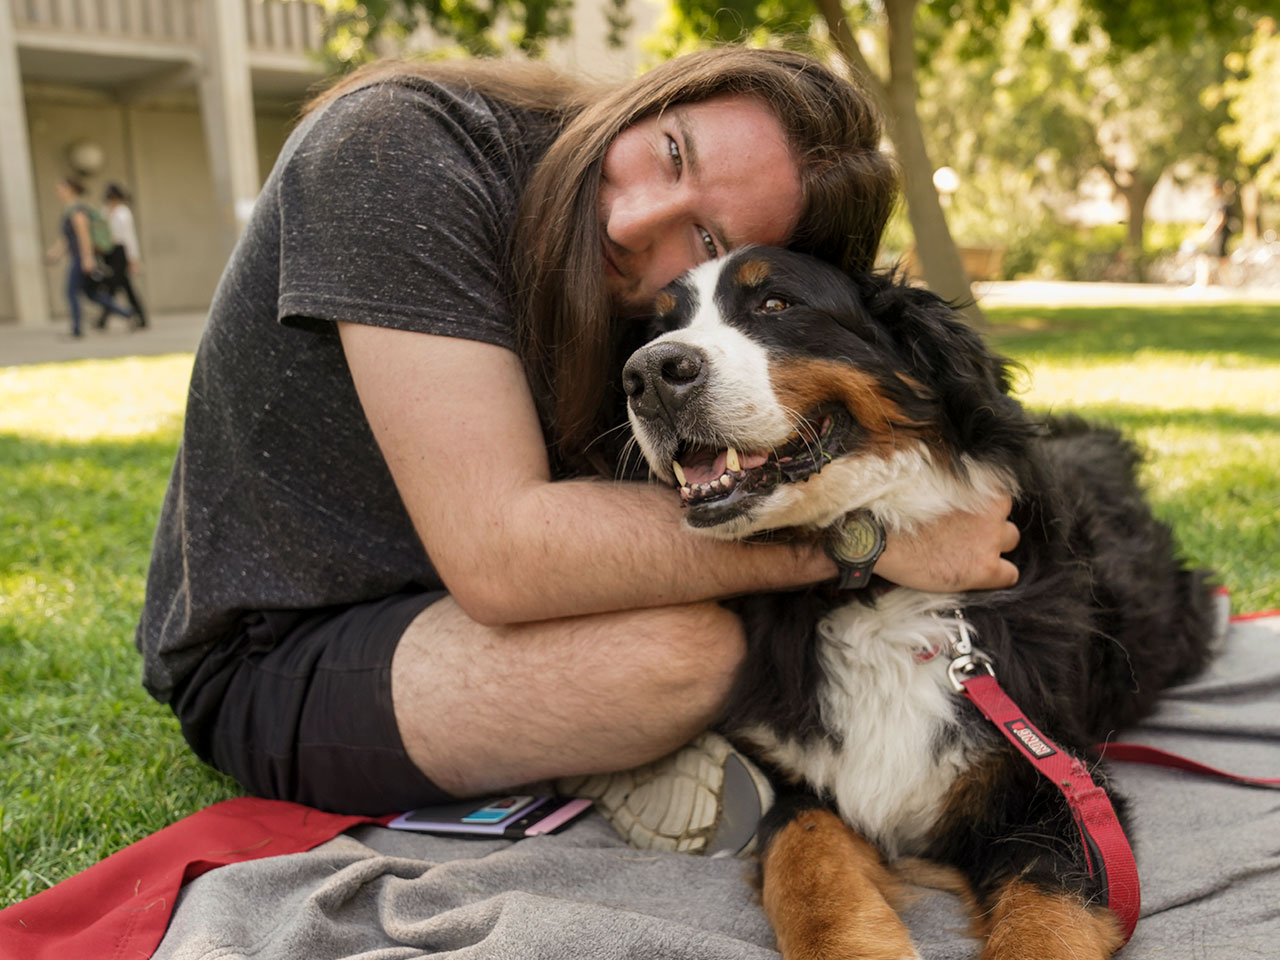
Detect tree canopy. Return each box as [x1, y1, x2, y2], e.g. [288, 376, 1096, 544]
[315, 0, 1280, 289]
[315, 0, 574, 66]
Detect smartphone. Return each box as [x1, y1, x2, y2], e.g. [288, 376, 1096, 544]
[387, 794, 593, 838]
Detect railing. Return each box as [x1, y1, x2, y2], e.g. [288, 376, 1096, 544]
[12, 0, 325, 57]
[13, 0, 201, 43]
[244, 0, 324, 55]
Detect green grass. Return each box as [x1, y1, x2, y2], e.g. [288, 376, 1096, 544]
[986, 303, 1280, 614]
[0, 357, 241, 905]
[2, 302, 1278, 905]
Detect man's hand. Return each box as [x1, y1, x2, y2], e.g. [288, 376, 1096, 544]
[873, 494, 1020, 592]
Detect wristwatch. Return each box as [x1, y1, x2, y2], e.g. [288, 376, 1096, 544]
[824, 510, 886, 590]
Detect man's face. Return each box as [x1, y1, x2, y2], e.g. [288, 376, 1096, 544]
[598, 94, 804, 313]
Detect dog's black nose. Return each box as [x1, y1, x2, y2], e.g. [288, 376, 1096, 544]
[623, 341, 708, 421]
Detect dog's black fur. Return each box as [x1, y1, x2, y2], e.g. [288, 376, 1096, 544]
[622, 247, 1217, 955]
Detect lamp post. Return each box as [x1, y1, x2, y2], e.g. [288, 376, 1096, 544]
[933, 166, 959, 208]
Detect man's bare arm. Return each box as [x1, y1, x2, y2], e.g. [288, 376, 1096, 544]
[341, 323, 1016, 626]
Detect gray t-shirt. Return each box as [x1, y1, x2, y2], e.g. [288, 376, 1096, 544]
[136, 80, 559, 701]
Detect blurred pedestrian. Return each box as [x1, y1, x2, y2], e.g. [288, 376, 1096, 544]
[43, 176, 133, 337]
[1194, 181, 1236, 287]
[97, 182, 148, 330]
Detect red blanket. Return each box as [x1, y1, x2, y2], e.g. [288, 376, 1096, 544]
[0, 798, 392, 960]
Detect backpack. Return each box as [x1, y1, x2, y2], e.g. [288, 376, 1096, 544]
[73, 203, 115, 254]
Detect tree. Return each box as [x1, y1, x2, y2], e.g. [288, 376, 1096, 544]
[315, 0, 574, 67]
[1218, 18, 1280, 200]
[914, 1, 1248, 280]
[910, 6, 1100, 273]
[916, 0, 1254, 277]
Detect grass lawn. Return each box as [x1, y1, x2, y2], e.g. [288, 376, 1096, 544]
[2, 301, 1278, 905]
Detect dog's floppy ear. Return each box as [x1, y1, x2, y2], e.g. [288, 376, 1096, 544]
[855, 271, 1029, 452]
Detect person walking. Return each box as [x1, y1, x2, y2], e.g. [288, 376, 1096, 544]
[1194, 180, 1236, 287]
[44, 177, 133, 337]
[96, 182, 148, 330]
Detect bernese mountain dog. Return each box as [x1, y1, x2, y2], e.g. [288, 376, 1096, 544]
[621, 246, 1217, 960]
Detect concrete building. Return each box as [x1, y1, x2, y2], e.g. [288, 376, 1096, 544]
[0, 0, 655, 329]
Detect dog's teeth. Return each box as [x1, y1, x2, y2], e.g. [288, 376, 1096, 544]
[725, 447, 740, 472]
[672, 461, 686, 485]
[720, 474, 733, 489]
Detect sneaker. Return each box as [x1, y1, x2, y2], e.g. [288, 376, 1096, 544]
[556, 731, 774, 857]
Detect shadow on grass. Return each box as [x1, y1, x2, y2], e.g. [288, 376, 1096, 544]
[1024, 404, 1280, 436]
[987, 303, 1280, 362]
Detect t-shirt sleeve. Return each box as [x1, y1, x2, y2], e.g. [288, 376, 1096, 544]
[275, 83, 520, 350]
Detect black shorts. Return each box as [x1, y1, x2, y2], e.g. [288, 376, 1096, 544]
[171, 591, 452, 815]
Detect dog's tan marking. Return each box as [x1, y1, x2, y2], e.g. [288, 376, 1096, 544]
[769, 358, 930, 454]
[893, 858, 976, 903]
[928, 755, 1011, 841]
[736, 258, 771, 288]
[654, 290, 677, 317]
[894, 371, 934, 400]
[761, 808, 916, 960]
[977, 880, 1123, 960]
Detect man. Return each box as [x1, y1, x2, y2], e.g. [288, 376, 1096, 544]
[138, 48, 1018, 852]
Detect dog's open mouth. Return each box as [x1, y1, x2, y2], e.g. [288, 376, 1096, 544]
[671, 405, 852, 518]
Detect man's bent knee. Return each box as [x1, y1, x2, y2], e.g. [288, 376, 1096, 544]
[390, 597, 746, 794]
[626, 601, 745, 706]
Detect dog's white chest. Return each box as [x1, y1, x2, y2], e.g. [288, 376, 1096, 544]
[740, 591, 972, 858]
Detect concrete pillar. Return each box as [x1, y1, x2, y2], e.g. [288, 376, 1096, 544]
[0, 0, 52, 327]
[198, 0, 260, 259]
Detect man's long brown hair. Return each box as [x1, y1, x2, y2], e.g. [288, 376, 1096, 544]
[308, 48, 897, 473]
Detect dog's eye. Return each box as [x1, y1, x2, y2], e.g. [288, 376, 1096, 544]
[758, 297, 789, 313]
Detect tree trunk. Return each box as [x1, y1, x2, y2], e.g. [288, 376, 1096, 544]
[1117, 174, 1153, 282]
[882, 0, 983, 324]
[813, 0, 983, 324]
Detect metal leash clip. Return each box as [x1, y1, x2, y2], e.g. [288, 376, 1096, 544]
[946, 609, 997, 693]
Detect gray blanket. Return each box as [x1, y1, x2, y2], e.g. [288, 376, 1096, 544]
[155, 617, 1279, 959]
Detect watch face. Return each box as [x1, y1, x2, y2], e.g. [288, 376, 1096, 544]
[833, 516, 882, 563]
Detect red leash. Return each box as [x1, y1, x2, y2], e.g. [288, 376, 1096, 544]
[944, 611, 1141, 941]
[1097, 741, 1280, 787]
[957, 671, 1141, 942]
[945, 610, 1279, 945]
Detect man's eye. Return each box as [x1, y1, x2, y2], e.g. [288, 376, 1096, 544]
[759, 297, 789, 312]
[698, 227, 719, 260]
[667, 135, 682, 173]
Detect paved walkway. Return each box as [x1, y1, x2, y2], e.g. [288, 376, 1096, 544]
[975, 279, 1280, 307]
[3, 282, 1279, 368]
[2, 311, 209, 367]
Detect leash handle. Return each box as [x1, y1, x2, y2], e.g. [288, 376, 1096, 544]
[1099, 741, 1280, 787]
[960, 674, 1141, 943]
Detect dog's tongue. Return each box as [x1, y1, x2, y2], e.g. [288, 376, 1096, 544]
[678, 447, 770, 483]
[681, 448, 727, 484]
